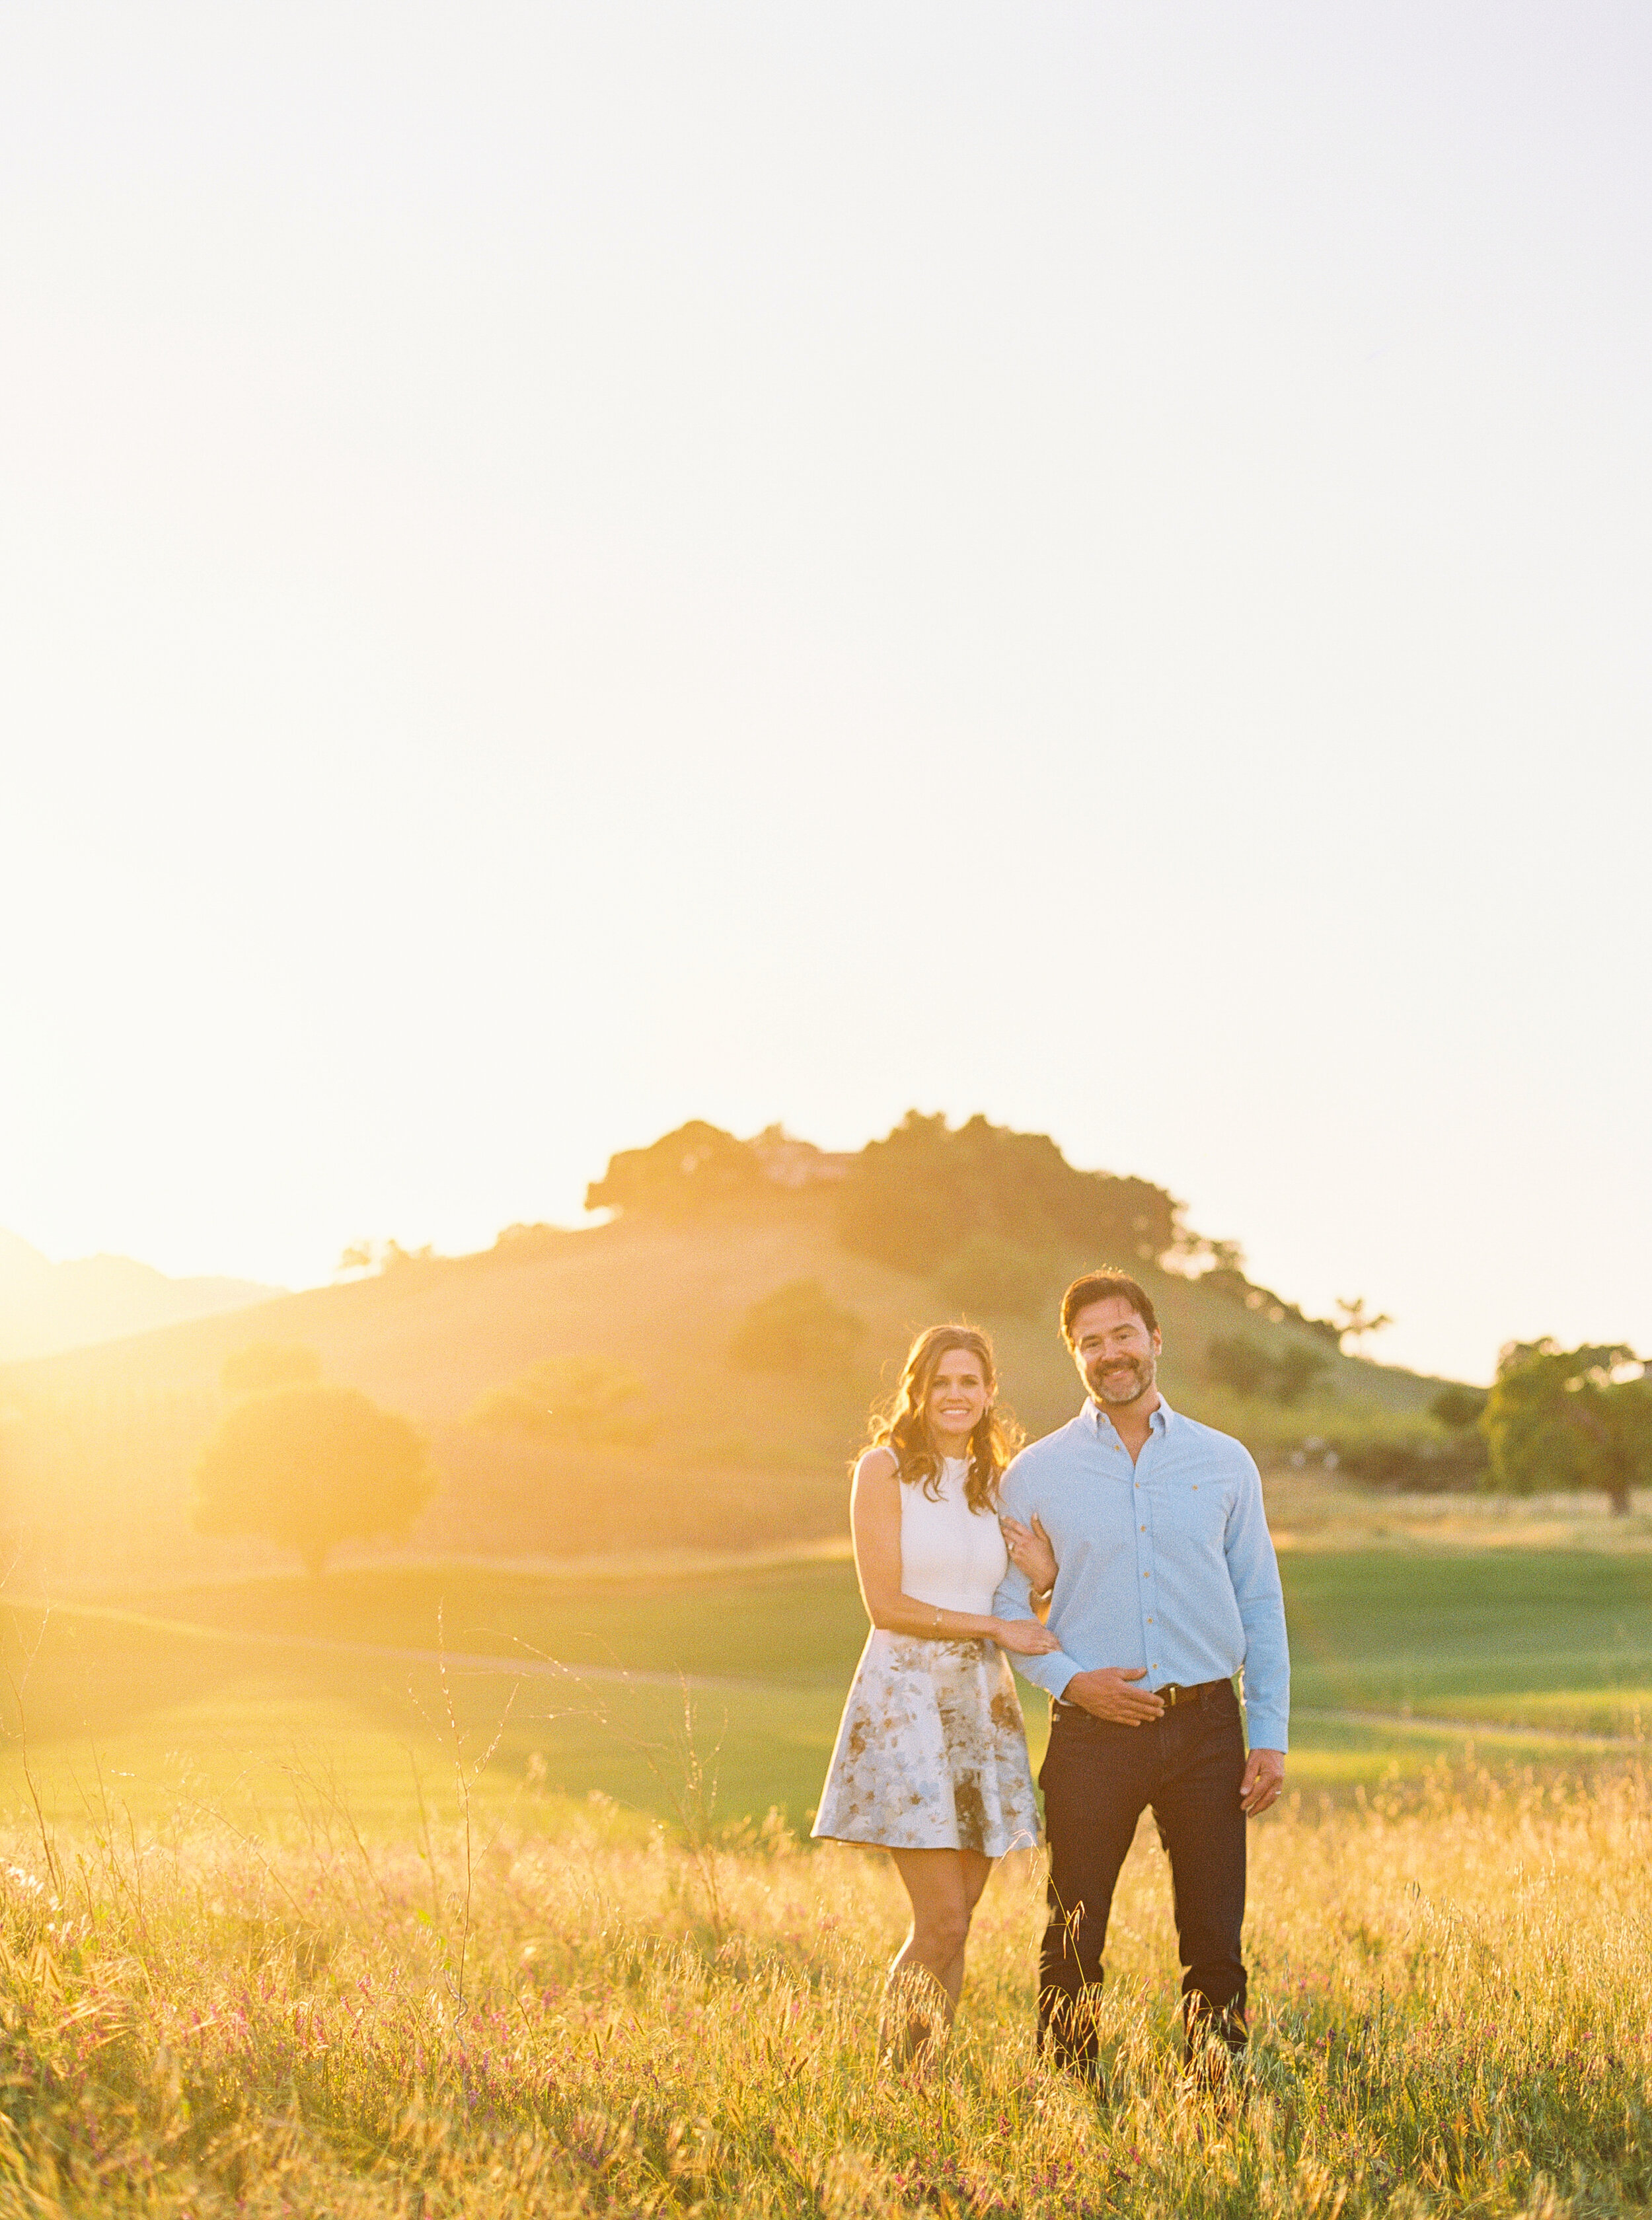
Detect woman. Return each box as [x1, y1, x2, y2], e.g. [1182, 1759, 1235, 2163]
[813, 1323, 1061, 2068]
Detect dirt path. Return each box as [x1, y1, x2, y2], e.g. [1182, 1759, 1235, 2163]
[1, 1592, 778, 1694]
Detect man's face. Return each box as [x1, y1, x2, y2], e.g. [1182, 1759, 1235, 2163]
[1069, 1296, 1162, 1407]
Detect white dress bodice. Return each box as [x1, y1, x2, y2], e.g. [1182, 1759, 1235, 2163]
[899, 1456, 1009, 1617]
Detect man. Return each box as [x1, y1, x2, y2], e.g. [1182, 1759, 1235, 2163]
[993, 1269, 1289, 2081]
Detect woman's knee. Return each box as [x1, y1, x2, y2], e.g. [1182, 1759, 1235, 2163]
[914, 1903, 971, 1961]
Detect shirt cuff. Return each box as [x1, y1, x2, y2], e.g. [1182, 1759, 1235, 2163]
[1244, 1707, 1289, 1754]
[1008, 1648, 1085, 1700]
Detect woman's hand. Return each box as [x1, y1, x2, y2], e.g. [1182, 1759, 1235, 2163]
[992, 1616, 1063, 1657]
[1000, 1512, 1058, 1595]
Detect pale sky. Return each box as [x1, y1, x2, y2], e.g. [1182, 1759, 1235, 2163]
[3, 4, 1649, 1385]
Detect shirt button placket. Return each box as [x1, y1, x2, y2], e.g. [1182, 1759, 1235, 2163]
[1137, 1452, 1155, 1667]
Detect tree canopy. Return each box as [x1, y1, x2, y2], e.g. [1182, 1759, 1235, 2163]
[835, 1111, 1181, 1277]
[1481, 1340, 1652, 1516]
[193, 1384, 433, 1574]
[585, 1122, 767, 1218]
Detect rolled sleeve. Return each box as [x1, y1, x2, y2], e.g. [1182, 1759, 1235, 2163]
[1224, 1453, 1291, 1751]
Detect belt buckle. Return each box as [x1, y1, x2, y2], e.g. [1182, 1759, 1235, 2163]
[1161, 1682, 1183, 1709]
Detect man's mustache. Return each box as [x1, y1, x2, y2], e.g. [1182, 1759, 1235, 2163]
[1089, 1354, 1149, 1391]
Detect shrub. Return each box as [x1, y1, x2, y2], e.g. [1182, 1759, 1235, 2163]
[1327, 1429, 1488, 1491]
[1271, 1343, 1332, 1408]
[728, 1281, 865, 1378]
[468, 1356, 654, 1446]
[1430, 1382, 1489, 1430]
[1206, 1335, 1330, 1407]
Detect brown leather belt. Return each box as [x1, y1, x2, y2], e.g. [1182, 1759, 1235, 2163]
[1156, 1678, 1228, 1708]
[1052, 1675, 1228, 1722]
[1052, 1669, 1234, 1722]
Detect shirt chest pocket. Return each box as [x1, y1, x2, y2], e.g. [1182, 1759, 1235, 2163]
[1166, 1478, 1234, 1559]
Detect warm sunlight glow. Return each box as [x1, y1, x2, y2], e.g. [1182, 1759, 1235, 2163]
[2, 7, 1648, 1392]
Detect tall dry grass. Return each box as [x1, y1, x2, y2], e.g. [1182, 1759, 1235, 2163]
[0, 1763, 1647, 2217]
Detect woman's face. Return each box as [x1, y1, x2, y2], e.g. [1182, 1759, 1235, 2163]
[924, 1345, 991, 1446]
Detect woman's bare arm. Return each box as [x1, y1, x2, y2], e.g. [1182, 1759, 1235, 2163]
[850, 1450, 1059, 1655]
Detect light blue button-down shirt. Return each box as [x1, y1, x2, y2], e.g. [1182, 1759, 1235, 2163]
[992, 1396, 1290, 1751]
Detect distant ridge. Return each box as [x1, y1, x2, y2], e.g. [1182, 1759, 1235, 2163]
[0, 1228, 283, 1361]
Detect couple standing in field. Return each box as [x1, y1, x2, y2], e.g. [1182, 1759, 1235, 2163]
[812, 1269, 1291, 2087]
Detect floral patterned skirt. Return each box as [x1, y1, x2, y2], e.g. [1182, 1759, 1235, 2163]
[811, 1631, 1040, 1855]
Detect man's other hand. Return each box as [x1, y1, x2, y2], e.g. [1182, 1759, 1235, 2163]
[1240, 1748, 1285, 1815]
[1061, 1667, 1164, 1725]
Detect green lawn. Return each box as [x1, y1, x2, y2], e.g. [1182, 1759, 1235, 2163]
[1283, 1548, 1652, 1725]
[1, 1549, 1646, 1833]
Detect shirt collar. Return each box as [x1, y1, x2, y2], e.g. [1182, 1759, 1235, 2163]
[1082, 1394, 1175, 1444]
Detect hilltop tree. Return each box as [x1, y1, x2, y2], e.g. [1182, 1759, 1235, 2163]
[585, 1122, 767, 1218]
[836, 1111, 1180, 1277]
[220, 1341, 322, 1399]
[194, 1384, 433, 1575]
[1482, 1340, 1652, 1517]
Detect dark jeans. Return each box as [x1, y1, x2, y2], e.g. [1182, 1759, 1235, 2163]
[1037, 1680, 1248, 2069]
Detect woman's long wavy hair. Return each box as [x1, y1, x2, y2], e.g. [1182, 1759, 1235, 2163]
[866, 1323, 1022, 1515]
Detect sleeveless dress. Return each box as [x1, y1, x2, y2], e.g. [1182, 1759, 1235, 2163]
[811, 1457, 1039, 1855]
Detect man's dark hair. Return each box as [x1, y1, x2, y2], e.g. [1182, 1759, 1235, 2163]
[1061, 1269, 1160, 1346]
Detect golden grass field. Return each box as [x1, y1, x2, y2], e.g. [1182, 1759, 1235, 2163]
[0, 1756, 1647, 2218]
[0, 1485, 1647, 2215]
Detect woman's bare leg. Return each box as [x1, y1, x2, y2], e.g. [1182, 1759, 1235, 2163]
[882, 1848, 995, 2068]
[935, 1849, 994, 2004]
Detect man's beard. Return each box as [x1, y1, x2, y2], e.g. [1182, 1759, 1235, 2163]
[1088, 1352, 1156, 1406]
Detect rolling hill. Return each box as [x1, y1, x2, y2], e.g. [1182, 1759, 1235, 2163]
[0, 1115, 1456, 1594]
[0, 1227, 282, 1362]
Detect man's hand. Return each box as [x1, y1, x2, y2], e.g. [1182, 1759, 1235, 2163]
[1240, 1748, 1285, 1815]
[1061, 1667, 1165, 1725]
